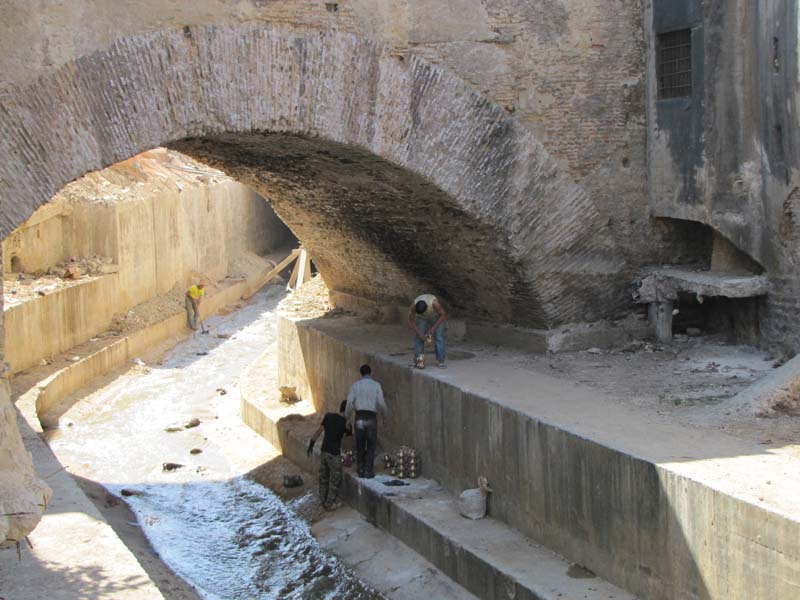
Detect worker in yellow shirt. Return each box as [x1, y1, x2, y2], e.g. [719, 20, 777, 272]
[185, 283, 205, 330]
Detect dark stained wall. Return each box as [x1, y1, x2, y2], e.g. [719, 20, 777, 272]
[647, 0, 800, 353]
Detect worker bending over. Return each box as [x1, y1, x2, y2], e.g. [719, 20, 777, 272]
[185, 282, 205, 330]
[307, 400, 352, 510]
[345, 365, 388, 478]
[408, 293, 447, 369]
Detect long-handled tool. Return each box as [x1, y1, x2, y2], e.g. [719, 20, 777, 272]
[199, 317, 209, 334]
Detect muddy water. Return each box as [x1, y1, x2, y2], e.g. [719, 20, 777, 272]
[46, 286, 380, 599]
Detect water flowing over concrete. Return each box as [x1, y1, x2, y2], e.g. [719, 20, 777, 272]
[45, 287, 377, 599]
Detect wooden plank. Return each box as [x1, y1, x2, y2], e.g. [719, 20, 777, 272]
[294, 248, 308, 290]
[241, 249, 300, 300]
[300, 251, 312, 285]
[286, 250, 302, 290]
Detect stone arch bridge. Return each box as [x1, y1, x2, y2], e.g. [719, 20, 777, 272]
[0, 24, 627, 329]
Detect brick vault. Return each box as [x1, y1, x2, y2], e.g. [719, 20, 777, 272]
[0, 24, 627, 328]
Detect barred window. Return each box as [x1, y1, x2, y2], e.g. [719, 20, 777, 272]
[657, 29, 692, 99]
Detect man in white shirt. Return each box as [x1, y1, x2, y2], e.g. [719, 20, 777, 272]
[345, 364, 388, 478]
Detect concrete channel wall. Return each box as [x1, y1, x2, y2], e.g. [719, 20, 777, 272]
[275, 315, 800, 600]
[29, 270, 273, 424]
[4, 178, 287, 374]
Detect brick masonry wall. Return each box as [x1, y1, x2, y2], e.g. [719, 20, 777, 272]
[0, 24, 634, 329]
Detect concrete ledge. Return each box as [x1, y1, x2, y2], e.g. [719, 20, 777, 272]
[271, 315, 800, 600]
[330, 290, 647, 352]
[241, 369, 633, 600]
[468, 315, 651, 354]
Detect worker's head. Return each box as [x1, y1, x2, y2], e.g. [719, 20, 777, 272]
[415, 300, 428, 315]
[359, 364, 371, 377]
[339, 400, 347, 413]
[198, 283, 205, 289]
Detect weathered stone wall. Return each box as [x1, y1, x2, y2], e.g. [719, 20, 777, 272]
[0, 1, 682, 547]
[0, 24, 637, 329]
[0, 1, 681, 324]
[0, 261, 52, 548]
[646, 0, 800, 353]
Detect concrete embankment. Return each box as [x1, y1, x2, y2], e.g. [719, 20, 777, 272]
[248, 314, 800, 600]
[240, 338, 634, 600]
[17, 264, 280, 427]
[3, 149, 292, 374]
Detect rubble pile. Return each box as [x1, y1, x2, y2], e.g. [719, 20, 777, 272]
[278, 274, 332, 319]
[46, 255, 118, 278]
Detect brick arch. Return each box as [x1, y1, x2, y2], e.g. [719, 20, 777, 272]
[0, 24, 625, 327]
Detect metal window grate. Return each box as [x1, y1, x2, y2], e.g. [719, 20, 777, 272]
[657, 29, 692, 99]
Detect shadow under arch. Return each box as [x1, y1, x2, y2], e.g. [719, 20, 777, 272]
[0, 23, 626, 328]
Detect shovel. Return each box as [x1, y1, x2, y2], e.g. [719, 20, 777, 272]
[199, 317, 209, 335]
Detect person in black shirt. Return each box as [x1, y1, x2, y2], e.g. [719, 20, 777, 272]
[307, 400, 351, 510]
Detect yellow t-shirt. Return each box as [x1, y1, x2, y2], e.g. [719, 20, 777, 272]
[187, 285, 205, 300]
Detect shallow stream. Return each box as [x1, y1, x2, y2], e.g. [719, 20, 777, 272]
[47, 286, 379, 599]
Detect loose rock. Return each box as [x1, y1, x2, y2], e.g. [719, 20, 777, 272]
[162, 462, 184, 471]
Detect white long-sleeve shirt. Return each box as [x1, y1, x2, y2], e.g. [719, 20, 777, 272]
[345, 376, 387, 421]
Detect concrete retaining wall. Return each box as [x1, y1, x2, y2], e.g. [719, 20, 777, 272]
[5, 275, 118, 373]
[275, 315, 800, 600]
[4, 178, 288, 374]
[32, 272, 268, 424]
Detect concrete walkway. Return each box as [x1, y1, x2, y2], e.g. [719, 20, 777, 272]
[0, 409, 164, 600]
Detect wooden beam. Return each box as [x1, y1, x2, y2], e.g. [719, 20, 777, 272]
[286, 250, 302, 290]
[301, 250, 312, 285]
[241, 248, 300, 300]
[294, 248, 309, 290]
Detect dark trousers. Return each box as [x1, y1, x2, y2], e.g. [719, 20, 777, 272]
[354, 412, 378, 477]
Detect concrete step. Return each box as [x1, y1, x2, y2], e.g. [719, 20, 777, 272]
[243, 396, 636, 600]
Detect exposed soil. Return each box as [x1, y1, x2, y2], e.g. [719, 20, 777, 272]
[4, 269, 109, 308]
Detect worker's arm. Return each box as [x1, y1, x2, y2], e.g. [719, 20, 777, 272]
[376, 385, 388, 423]
[306, 423, 324, 456]
[408, 304, 425, 339]
[428, 298, 447, 334]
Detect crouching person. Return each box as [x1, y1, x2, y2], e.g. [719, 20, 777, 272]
[307, 400, 351, 510]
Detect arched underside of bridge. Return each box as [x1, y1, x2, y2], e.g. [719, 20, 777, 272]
[0, 24, 626, 328]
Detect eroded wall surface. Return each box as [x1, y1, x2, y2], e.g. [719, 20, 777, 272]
[647, 0, 800, 352]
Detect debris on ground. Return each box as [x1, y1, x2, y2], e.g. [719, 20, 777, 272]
[162, 462, 184, 471]
[759, 377, 800, 416]
[120, 488, 144, 497]
[190, 448, 203, 455]
[216, 388, 227, 395]
[110, 285, 185, 333]
[459, 476, 492, 520]
[283, 475, 304, 488]
[184, 418, 201, 429]
[278, 274, 332, 319]
[279, 386, 300, 404]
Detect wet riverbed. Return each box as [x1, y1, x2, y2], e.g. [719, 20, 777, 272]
[46, 286, 380, 599]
